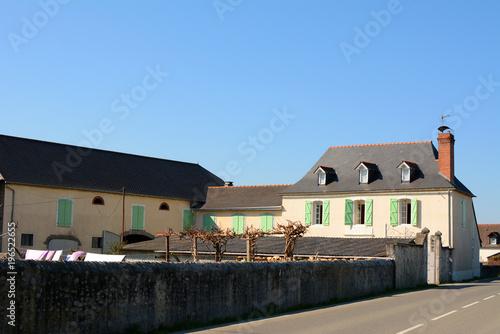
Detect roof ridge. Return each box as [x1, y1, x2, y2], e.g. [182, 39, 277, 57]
[329, 141, 432, 149]
[209, 184, 293, 189]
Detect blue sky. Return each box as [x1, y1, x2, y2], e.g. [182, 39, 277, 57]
[1, 0, 499, 224]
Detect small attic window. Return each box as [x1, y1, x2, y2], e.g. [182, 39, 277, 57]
[359, 166, 368, 184]
[314, 166, 336, 186]
[318, 171, 326, 185]
[397, 161, 419, 183]
[159, 202, 170, 211]
[355, 162, 377, 184]
[490, 237, 497, 245]
[401, 167, 410, 182]
[92, 196, 104, 205]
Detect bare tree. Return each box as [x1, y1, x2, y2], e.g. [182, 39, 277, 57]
[238, 226, 267, 262]
[158, 228, 177, 262]
[274, 220, 308, 260]
[181, 226, 204, 263]
[201, 226, 235, 262]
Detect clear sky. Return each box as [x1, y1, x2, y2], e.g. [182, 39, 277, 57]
[1, 0, 499, 224]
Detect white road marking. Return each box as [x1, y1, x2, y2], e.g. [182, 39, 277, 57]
[462, 301, 479, 308]
[431, 310, 457, 321]
[483, 295, 495, 300]
[395, 324, 424, 334]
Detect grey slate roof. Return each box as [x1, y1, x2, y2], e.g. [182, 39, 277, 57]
[283, 141, 473, 196]
[124, 236, 414, 258]
[0, 135, 224, 201]
[197, 185, 291, 211]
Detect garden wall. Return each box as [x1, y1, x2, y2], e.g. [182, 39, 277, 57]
[0, 259, 394, 333]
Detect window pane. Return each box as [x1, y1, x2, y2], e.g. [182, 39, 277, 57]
[21, 234, 34, 246]
[314, 202, 323, 224]
[400, 200, 407, 224]
[360, 170, 368, 183]
[402, 169, 410, 181]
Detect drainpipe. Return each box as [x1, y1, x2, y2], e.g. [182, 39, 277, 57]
[448, 189, 452, 249]
[5, 184, 15, 224]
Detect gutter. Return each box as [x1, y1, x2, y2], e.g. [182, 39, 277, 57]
[282, 187, 464, 197]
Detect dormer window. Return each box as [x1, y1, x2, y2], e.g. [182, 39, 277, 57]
[397, 161, 420, 183]
[491, 237, 497, 245]
[401, 167, 410, 182]
[355, 162, 377, 184]
[318, 172, 326, 185]
[314, 166, 336, 186]
[359, 167, 368, 184]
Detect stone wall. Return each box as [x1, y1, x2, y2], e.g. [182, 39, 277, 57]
[438, 247, 453, 283]
[0, 259, 394, 333]
[386, 242, 427, 289]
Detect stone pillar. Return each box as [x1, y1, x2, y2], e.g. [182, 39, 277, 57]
[434, 231, 442, 284]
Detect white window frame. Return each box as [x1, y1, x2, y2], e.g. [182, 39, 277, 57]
[491, 237, 497, 245]
[318, 172, 326, 185]
[359, 167, 368, 184]
[354, 200, 366, 225]
[400, 199, 411, 225]
[313, 201, 323, 225]
[401, 167, 410, 182]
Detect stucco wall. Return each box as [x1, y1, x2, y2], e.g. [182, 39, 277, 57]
[282, 191, 450, 240]
[0, 260, 394, 333]
[1, 184, 191, 253]
[195, 210, 284, 232]
[450, 191, 480, 280]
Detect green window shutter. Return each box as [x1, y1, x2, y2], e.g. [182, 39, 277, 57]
[233, 215, 244, 234]
[57, 199, 73, 227]
[411, 198, 418, 226]
[322, 200, 330, 226]
[203, 214, 216, 231]
[132, 205, 145, 230]
[344, 199, 353, 225]
[390, 199, 398, 226]
[365, 199, 373, 226]
[305, 201, 312, 226]
[183, 210, 193, 230]
[462, 199, 466, 229]
[261, 214, 273, 232]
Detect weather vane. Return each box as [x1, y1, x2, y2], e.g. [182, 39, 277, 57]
[438, 114, 450, 133]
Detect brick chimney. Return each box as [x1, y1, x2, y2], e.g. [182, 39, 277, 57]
[437, 132, 455, 181]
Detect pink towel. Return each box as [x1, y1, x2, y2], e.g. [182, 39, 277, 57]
[67, 251, 84, 261]
[45, 251, 55, 260]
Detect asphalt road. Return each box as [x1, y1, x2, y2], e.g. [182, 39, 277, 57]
[177, 277, 500, 334]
